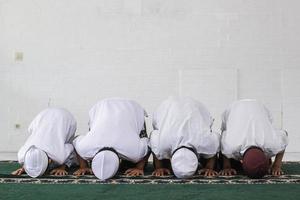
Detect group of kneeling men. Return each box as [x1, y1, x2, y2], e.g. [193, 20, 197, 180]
[12, 97, 288, 180]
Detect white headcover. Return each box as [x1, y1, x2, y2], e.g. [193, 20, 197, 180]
[18, 108, 77, 165]
[92, 150, 120, 181]
[73, 98, 148, 163]
[24, 147, 48, 178]
[221, 99, 288, 160]
[171, 148, 198, 178]
[150, 96, 220, 160]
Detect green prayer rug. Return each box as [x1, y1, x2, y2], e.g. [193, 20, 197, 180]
[1, 161, 300, 185]
[1, 161, 300, 200]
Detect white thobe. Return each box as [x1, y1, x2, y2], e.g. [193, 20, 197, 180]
[73, 98, 149, 163]
[221, 99, 288, 160]
[150, 96, 220, 160]
[18, 108, 77, 165]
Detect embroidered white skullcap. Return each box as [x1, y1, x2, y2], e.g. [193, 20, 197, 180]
[24, 146, 48, 178]
[92, 150, 119, 181]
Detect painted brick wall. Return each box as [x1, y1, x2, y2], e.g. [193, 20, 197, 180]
[0, 0, 299, 160]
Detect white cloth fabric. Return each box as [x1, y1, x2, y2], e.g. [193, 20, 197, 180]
[171, 148, 198, 178]
[92, 150, 120, 181]
[24, 147, 48, 178]
[150, 96, 220, 160]
[221, 99, 288, 160]
[73, 98, 149, 163]
[18, 108, 77, 165]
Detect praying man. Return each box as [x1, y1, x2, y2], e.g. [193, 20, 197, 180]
[12, 108, 77, 177]
[220, 99, 288, 178]
[73, 98, 150, 180]
[150, 96, 220, 178]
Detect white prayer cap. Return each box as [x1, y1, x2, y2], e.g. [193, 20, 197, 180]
[92, 150, 119, 181]
[171, 148, 198, 178]
[24, 147, 48, 178]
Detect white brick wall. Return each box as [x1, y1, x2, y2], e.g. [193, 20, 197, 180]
[282, 69, 300, 160]
[1, 0, 300, 160]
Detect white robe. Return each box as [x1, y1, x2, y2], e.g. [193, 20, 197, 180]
[150, 96, 220, 160]
[221, 99, 288, 160]
[18, 108, 77, 165]
[73, 98, 149, 163]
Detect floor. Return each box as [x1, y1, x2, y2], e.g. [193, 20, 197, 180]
[1, 161, 300, 200]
